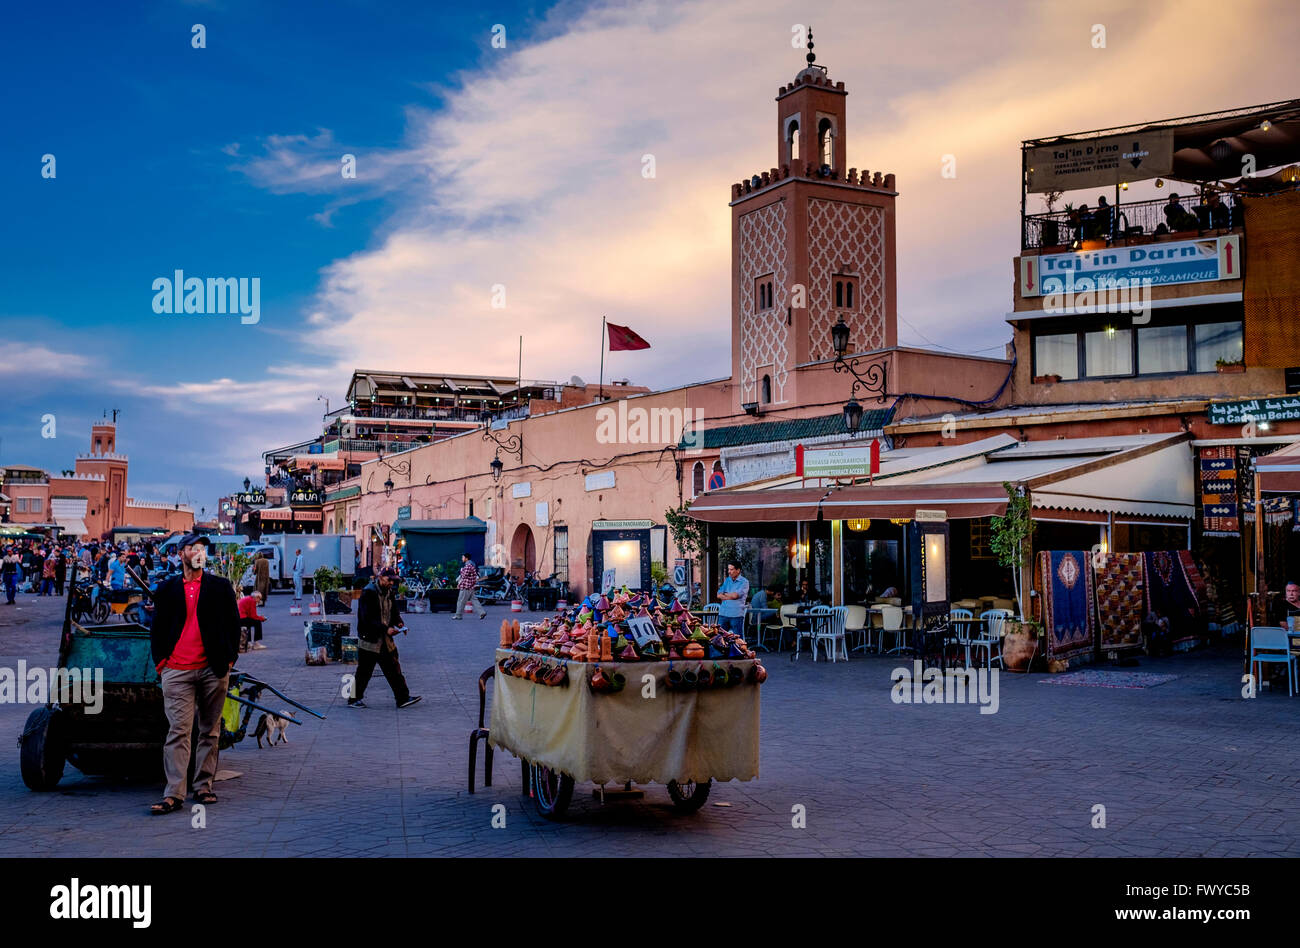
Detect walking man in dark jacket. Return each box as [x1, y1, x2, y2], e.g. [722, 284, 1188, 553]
[147, 535, 241, 814]
[347, 568, 420, 709]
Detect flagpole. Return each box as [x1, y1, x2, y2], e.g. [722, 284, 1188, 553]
[599, 316, 606, 401]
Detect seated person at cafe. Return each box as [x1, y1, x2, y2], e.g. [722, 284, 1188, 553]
[1092, 195, 1113, 238]
[1164, 194, 1200, 232]
[1207, 191, 1231, 229]
[1270, 581, 1300, 626]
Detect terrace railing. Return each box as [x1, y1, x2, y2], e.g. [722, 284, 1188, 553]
[1022, 196, 1244, 250]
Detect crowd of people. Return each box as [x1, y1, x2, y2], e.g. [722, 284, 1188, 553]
[0, 536, 187, 605]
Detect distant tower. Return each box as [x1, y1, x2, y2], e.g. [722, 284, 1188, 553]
[729, 29, 898, 411]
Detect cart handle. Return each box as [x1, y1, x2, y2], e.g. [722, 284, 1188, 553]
[226, 693, 306, 724]
[230, 673, 326, 720]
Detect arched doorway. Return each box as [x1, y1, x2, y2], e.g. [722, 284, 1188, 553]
[510, 523, 536, 580]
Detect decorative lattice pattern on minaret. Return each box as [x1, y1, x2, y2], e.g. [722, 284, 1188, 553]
[806, 198, 886, 360]
[738, 201, 791, 404]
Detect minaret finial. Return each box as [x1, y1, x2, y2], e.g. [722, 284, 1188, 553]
[806, 26, 815, 65]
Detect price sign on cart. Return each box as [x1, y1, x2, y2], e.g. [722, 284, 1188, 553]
[625, 615, 662, 648]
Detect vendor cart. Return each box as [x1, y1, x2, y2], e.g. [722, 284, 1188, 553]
[488, 649, 762, 820]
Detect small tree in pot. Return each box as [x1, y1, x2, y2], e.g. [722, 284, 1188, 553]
[989, 483, 1039, 670]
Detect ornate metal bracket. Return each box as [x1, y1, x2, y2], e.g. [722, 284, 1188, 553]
[833, 355, 889, 401]
[482, 428, 523, 463]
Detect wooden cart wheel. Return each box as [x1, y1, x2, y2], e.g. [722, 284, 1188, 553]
[530, 762, 574, 820]
[666, 778, 712, 813]
[19, 707, 66, 791]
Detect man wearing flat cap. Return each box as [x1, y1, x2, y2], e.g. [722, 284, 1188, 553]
[148, 534, 241, 815]
[348, 567, 420, 709]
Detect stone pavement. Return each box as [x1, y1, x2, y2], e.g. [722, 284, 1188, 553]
[0, 589, 1297, 857]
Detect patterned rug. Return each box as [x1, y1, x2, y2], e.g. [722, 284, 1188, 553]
[1094, 553, 1145, 651]
[1039, 550, 1095, 661]
[1038, 670, 1179, 689]
[1145, 551, 1201, 646]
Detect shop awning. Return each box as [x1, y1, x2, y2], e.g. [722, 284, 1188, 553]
[689, 432, 1194, 524]
[688, 484, 1010, 523]
[393, 518, 488, 533]
[1257, 440, 1300, 493]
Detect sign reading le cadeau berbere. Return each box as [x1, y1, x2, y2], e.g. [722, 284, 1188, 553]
[1209, 396, 1300, 426]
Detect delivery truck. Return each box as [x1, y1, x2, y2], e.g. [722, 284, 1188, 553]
[250, 533, 357, 592]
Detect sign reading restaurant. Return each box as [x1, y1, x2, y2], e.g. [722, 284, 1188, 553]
[1209, 396, 1300, 426]
[1021, 235, 1241, 298]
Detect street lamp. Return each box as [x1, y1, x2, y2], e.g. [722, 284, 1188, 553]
[490, 454, 504, 483]
[243, 477, 251, 493]
[384, 476, 395, 497]
[830, 317, 888, 434]
[843, 398, 864, 434]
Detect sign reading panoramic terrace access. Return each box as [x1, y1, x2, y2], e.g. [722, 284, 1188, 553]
[1025, 128, 1174, 193]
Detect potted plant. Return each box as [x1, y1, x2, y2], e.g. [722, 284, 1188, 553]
[314, 566, 351, 614]
[1001, 617, 1042, 672]
[1216, 358, 1245, 374]
[989, 482, 1035, 624]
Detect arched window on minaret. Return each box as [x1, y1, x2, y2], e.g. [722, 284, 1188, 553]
[818, 118, 834, 170]
[761, 374, 772, 404]
[786, 118, 800, 164]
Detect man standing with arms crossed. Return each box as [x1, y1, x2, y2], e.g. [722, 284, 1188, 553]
[451, 552, 486, 620]
[148, 535, 241, 814]
[291, 548, 305, 602]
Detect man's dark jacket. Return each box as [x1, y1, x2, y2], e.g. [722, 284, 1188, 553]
[356, 582, 402, 644]
[150, 571, 241, 675]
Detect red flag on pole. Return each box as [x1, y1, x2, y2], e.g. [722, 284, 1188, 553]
[606, 322, 651, 351]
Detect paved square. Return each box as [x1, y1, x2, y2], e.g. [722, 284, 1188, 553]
[0, 592, 1296, 857]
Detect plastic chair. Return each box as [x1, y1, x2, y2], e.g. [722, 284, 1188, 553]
[844, 605, 872, 652]
[949, 608, 974, 666]
[794, 605, 830, 661]
[764, 604, 798, 651]
[468, 666, 495, 793]
[701, 603, 720, 626]
[879, 605, 906, 654]
[746, 609, 773, 652]
[1249, 626, 1296, 697]
[814, 606, 850, 662]
[971, 610, 1010, 669]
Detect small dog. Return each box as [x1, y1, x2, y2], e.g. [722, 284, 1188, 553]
[253, 710, 296, 748]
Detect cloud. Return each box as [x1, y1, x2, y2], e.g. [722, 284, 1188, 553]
[232, 0, 1296, 387]
[0, 342, 96, 378]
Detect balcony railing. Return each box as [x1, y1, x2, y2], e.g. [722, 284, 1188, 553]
[1022, 196, 1244, 250]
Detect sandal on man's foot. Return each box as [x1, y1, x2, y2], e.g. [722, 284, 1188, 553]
[194, 790, 218, 805]
[150, 797, 184, 815]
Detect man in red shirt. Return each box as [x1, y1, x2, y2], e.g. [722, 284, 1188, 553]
[148, 535, 241, 815]
[237, 591, 268, 650]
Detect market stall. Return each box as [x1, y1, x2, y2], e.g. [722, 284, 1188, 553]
[487, 590, 763, 819]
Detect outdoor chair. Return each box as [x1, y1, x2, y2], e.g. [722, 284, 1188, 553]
[879, 605, 906, 654]
[765, 604, 798, 651]
[468, 666, 495, 793]
[701, 603, 720, 626]
[972, 609, 1011, 669]
[794, 605, 831, 661]
[949, 608, 974, 666]
[843, 604, 872, 652]
[1248, 626, 1296, 697]
[812, 606, 849, 663]
[745, 608, 773, 651]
